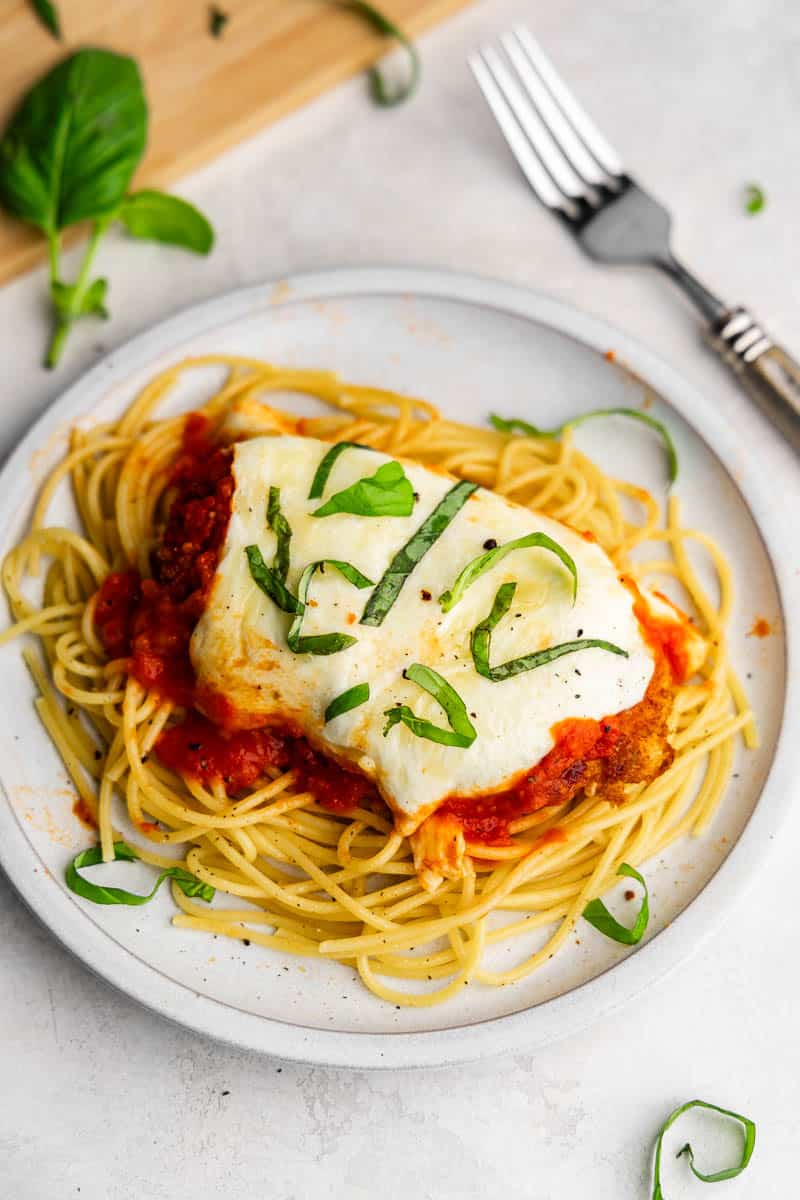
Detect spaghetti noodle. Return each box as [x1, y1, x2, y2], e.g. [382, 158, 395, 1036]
[1, 357, 756, 1006]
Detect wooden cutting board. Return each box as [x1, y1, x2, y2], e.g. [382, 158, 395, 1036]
[1, 0, 472, 284]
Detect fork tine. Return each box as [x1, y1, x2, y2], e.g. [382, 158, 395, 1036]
[480, 48, 588, 202]
[513, 28, 625, 179]
[500, 32, 608, 189]
[469, 54, 572, 214]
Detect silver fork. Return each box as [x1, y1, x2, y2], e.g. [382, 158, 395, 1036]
[470, 27, 800, 452]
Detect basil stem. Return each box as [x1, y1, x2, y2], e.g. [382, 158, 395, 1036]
[383, 664, 477, 748]
[490, 408, 678, 484]
[288, 560, 373, 655]
[29, 0, 61, 38]
[582, 862, 649, 945]
[325, 682, 370, 722]
[341, 1, 421, 107]
[361, 479, 478, 626]
[440, 531, 578, 612]
[66, 841, 214, 905]
[312, 460, 415, 518]
[652, 1100, 756, 1199]
[267, 486, 292, 581]
[471, 581, 628, 681]
[245, 545, 303, 614]
[308, 441, 374, 500]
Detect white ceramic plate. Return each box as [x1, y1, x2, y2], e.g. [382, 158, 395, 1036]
[0, 268, 794, 1069]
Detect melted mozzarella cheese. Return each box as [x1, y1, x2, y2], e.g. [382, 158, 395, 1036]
[191, 435, 656, 833]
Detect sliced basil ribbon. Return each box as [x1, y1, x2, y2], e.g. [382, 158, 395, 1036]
[652, 1100, 756, 1199]
[383, 663, 476, 748]
[361, 479, 478, 627]
[245, 544, 303, 614]
[307, 441, 374, 500]
[325, 682, 370, 723]
[471, 581, 628, 681]
[342, 0, 421, 107]
[66, 841, 214, 906]
[582, 862, 649, 945]
[439, 531, 578, 612]
[490, 408, 678, 484]
[288, 560, 373, 655]
[267, 485, 292, 582]
[311, 459, 415, 518]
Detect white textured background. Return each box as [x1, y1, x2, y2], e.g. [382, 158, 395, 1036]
[1, 1, 798, 1196]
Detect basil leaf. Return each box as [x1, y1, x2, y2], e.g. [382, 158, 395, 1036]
[652, 1100, 756, 1199]
[341, 1, 421, 107]
[325, 682, 370, 722]
[66, 841, 214, 906]
[582, 862, 649, 945]
[288, 559, 373, 655]
[440, 531, 578, 612]
[209, 5, 229, 36]
[312, 460, 415, 518]
[267, 486, 292, 582]
[383, 664, 476, 748]
[0, 50, 147, 233]
[471, 581, 628, 681]
[29, 0, 61, 39]
[361, 479, 478, 626]
[308, 441, 375, 500]
[744, 183, 765, 215]
[118, 190, 214, 254]
[245, 544, 303, 614]
[490, 407, 678, 484]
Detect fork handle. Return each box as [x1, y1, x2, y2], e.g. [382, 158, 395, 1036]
[706, 308, 800, 453]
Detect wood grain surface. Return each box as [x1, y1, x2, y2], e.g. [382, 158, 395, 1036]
[1, 0, 472, 283]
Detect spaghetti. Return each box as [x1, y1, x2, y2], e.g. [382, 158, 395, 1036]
[1, 357, 756, 1007]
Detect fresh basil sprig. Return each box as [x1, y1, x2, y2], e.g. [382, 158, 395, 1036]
[471, 581, 627, 681]
[582, 862, 649, 945]
[288, 560, 373, 655]
[325, 682, 370, 722]
[383, 664, 476, 748]
[490, 408, 678, 484]
[652, 1100, 756, 1199]
[267, 486, 292, 582]
[29, 0, 61, 39]
[361, 479, 478, 626]
[246, 545, 303, 614]
[341, 1, 421, 107]
[308, 441, 375, 500]
[312, 460, 415, 518]
[0, 50, 214, 368]
[66, 841, 214, 905]
[440, 531, 578, 612]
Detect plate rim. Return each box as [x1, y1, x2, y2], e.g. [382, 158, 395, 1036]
[0, 265, 794, 1070]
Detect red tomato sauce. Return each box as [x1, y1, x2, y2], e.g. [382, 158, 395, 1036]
[94, 413, 234, 706]
[439, 716, 621, 844]
[156, 711, 289, 794]
[627, 581, 692, 684]
[288, 741, 378, 814]
[73, 797, 97, 830]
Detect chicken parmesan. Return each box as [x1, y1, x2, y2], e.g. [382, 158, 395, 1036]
[184, 429, 700, 887]
[2, 356, 755, 1007]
